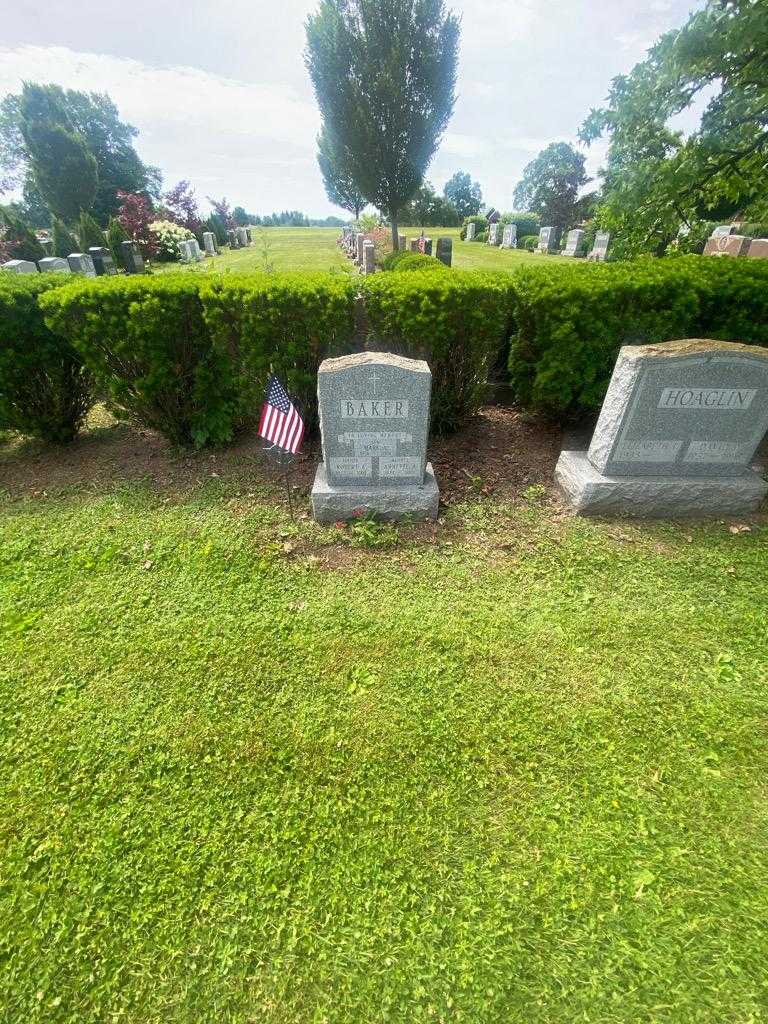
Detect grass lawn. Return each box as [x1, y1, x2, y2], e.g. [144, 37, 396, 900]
[1, 421, 767, 1022]
[156, 225, 572, 275]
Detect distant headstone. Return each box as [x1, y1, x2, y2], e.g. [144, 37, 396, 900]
[711, 224, 736, 239]
[245, 227, 253, 244]
[556, 339, 768, 516]
[501, 224, 517, 249]
[562, 229, 585, 258]
[398, 235, 406, 251]
[67, 253, 97, 277]
[436, 237, 452, 267]
[236, 227, 249, 247]
[311, 352, 440, 522]
[537, 227, 559, 254]
[227, 229, 240, 249]
[488, 222, 500, 246]
[703, 234, 752, 257]
[88, 246, 117, 276]
[747, 238, 768, 259]
[363, 240, 376, 275]
[587, 230, 611, 261]
[409, 238, 421, 253]
[423, 238, 433, 256]
[203, 231, 217, 256]
[356, 233, 365, 266]
[2, 259, 38, 274]
[38, 257, 71, 274]
[466, 222, 476, 241]
[121, 240, 145, 274]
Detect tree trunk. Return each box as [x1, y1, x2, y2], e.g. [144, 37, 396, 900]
[390, 210, 400, 251]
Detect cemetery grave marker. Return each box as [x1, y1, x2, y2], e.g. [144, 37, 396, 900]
[488, 222, 500, 246]
[466, 222, 476, 241]
[38, 257, 71, 274]
[436, 237, 452, 266]
[537, 226, 559, 254]
[711, 224, 736, 239]
[311, 351, 440, 522]
[556, 339, 768, 516]
[203, 232, 218, 256]
[501, 224, 517, 249]
[747, 239, 768, 259]
[363, 240, 376, 275]
[236, 227, 249, 247]
[67, 253, 97, 277]
[121, 240, 145, 274]
[562, 229, 585, 257]
[587, 231, 611, 261]
[2, 259, 38, 274]
[88, 246, 117, 275]
[703, 234, 752, 257]
[409, 239, 421, 253]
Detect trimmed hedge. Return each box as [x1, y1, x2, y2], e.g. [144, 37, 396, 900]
[508, 256, 768, 417]
[362, 270, 513, 434]
[0, 275, 92, 444]
[41, 274, 239, 448]
[201, 273, 357, 430]
[383, 252, 450, 274]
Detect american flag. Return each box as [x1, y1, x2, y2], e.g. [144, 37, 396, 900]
[258, 375, 305, 455]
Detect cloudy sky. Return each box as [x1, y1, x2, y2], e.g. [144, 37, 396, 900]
[0, 0, 703, 218]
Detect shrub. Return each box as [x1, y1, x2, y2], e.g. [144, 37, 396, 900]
[0, 275, 92, 443]
[52, 218, 79, 259]
[362, 270, 513, 433]
[520, 235, 538, 251]
[149, 219, 194, 262]
[382, 252, 449, 273]
[460, 215, 487, 241]
[200, 273, 357, 430]
[0, 205, 46, 263]
[508, 256, 768, 418]
[106, 217, 129, 266]
[41, 275, 239, 448]
[77, 211, 106, 252]
[475, 230, 488, 244]
[500, 211, 540, 238]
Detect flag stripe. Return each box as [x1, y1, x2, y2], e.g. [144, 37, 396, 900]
[257, 374, 305, 455]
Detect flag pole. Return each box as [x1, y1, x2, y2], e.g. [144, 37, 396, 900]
[284, 457, 295, 520]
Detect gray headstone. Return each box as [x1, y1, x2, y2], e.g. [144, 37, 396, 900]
[236, 227, 249, 247]
[245, 227, 253, 244]
[555, 340, 768, 516]
[363, 240, 376, 275]
[67, 253, 97, 277]
[356, 233, 365, 266]
[747, 238, 768, 259]
[711, 224, 736, 239]
[587, 230, 611, 261]
[537, 227, 559, 253]
[2, 259, 38, 274]
[38, 257, 71, 274]
[436, 237, 452, 266]
[501, 224, 517, 249]
[203, 231, 217, 255]
[311, 352, 439, 522]
[466, 222, 476, 241]
[488, 222, 500, 246]
[562, 229, 585, 257]
[88, 246, 117, 275]
[121, 240, 145, 274]
[228, 229, 240, 249]
[398, 234, 406, 251]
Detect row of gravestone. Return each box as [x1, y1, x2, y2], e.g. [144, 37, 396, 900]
[338, 228, 453, 272]
[310, 338, 768, 523]
[181, 228, 251, 262]
[2, 242, 145, 277]
[702, 224, 768, 259]
[482, 222, 611, 260]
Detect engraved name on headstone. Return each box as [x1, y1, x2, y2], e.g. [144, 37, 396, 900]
[121, 240, 145, 274]
[562, 229, 585, 257]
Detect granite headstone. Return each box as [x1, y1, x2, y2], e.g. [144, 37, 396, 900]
[121, 240, 145, 274]
[537, 227, 559, 254]
[436, 237, 452, 267]
[587, 231, 611, 261]
[562, 229, 585, 257]
[67, 253, 97, 277]
[203, 231, 218, 256]
[2, 259, 38, 274]
[38, 257, 71, 274]
[555, 340, 768, 516]
[89, 246, 117, 276]
[466, 222, 476, 241]
[501, 224, 517, 249]
[363, 240, 376, 275]
[703, 234, 751, 257]
[311, 352, 440, 522]
[747, 239, 768, 259]
[488, 222, 500, 246]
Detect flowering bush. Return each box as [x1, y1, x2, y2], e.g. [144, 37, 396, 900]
[149, 219, 194, 262]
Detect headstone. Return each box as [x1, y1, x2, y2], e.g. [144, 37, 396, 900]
[236, 227, 249, 247]
[488, 222, 500, 246]
[398, 235, 406, 251]
[562, 229, 585, 258]
[227, 229, 240, 249]
[356, 233, 365, 266]
[501, 224, 517, 249]
[311, 352, 440, 522]
[409, 238, 421, 253]
[88, 246, 117, 276]
[38, 257, 71, 274]
[245, 227, 253, 244]
[67, 253, 97, 277]
[555, 339, 768, 516]
[703, 234, 752, 257]
[537, 227, 559, 254]
[587, 231, 611, 261]
[466, 221, 476, 241]
[436, 237, 452, 267]
[1, 259, 38, 274]
[423, 238, 433, 256]
[121, 240, 145, 274]
[203, 231, 217, 256]
[363, 240, 376, 275]
[711, 224, 736, 239]
[747, 238, 768, 259]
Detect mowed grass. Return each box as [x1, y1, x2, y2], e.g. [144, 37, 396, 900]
[1, 478, 767, 1023]
[157, 225, 572, 275]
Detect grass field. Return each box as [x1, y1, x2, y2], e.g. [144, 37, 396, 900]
[1, 450, 767, 1021]
[158, 225, 570, 274]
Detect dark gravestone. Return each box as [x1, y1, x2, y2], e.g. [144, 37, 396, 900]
[436, 237, 452, 267]
[89, 246, 117, 276]
[121, 240, 145, 274]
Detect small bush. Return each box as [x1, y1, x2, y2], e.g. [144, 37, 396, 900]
[520, 235, 538, 251]
[500, 212, 540, 238]
[383, 252, 449, 274]
[0, 275, 92, 443]
[362, 270, 512, 433]
[460, 215, 488, 241]
[41, 274, 239, 448]
[52, 218, 79, 259]
[77, 211, 106, 252]
[475, 230, 488, 244]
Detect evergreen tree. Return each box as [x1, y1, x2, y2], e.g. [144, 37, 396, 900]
[317, 128, 365, 220]
[78, 211, 106, 251]
[106, 217, 129, 265]
[52, 217, 80, 258]
[306, 0, 460, 249]
[20, 84, 98, 224]
[0, 204, 45, 261]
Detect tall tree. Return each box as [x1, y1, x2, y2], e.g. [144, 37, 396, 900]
[20, 84, 98, 225]
[513, 142, 589, 230]
[317, 127, 365, 220]
[305, 0, 460, 249]
[580, 0, 768, 257]
[443, 171, 482, 219]
[163, 180, 202, 234]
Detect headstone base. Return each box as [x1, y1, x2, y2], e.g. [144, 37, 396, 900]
[311, 462, 440, 523]
[555, 450, 767, 517]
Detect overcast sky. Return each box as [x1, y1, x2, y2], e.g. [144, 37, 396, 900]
[0, 0, 703, 218]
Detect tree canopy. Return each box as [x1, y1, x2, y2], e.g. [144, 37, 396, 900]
[512, 142, 589, 230]
[305, 0, 460, 247]
[317, 127, 366, 220]
[443, 171, 482, 219]
[581, 0, 768, 256]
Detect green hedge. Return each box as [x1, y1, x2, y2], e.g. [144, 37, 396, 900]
[362, 270, 512, 434]
[382, 252, 450, 274]
[41, 274, 239, 448]
[0, 275, 92, 444]
[201, 273, 357, 430]
[508, 256, 768, 417]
